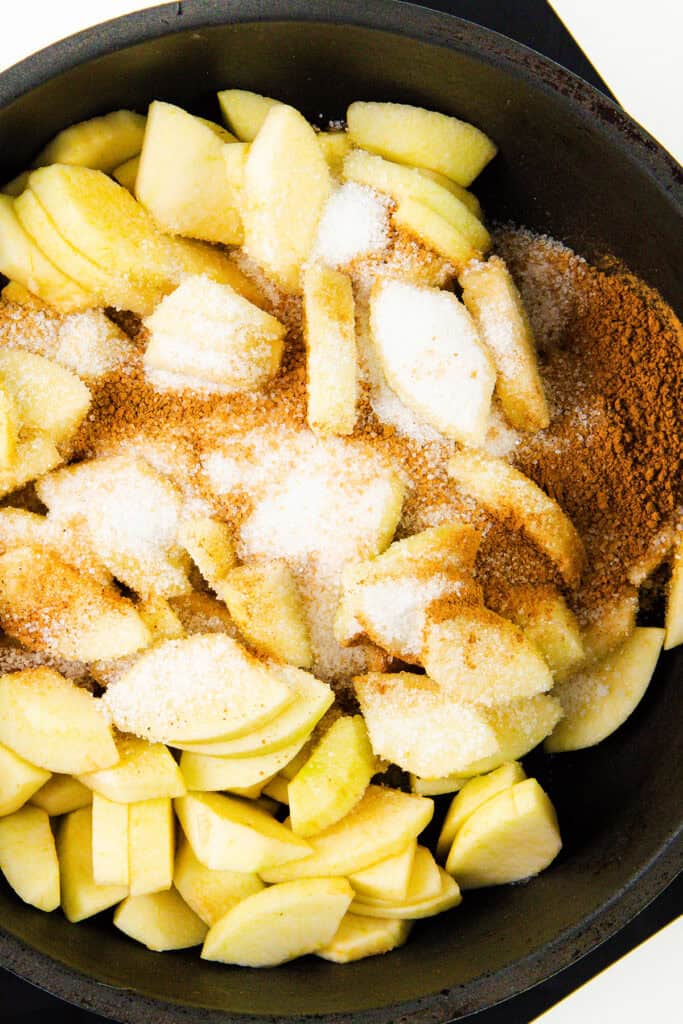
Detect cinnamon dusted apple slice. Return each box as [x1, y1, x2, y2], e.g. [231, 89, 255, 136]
[217, 89, 281, 141]
[0, 508, 111, 587]
[0, 742, 50, 817]
[664, 530, 683, 650]
[317, 913, 411, 963]
[303, 263, 358, 437]
[490, 584, 584, 680]
[460, 256, 550, 431]
[0, 804, 60, 911]
[0, 382, 16, 470]
[370, 278, 496, 445]
[0, 348, 91, 444]
[545, 627, 664, 753]
[32, 110, 146, 173]
[0, 668, 118, 774]
[346, 101, 497, 186]
[136, 102, 243, 244]
[114, 887, 207, 951]
[136, 595, 184, 642]
[178, 516, 236, 590]
[448, 451, 586, 588]
[436, 762, 526, 861]
[243, 104, 331, 291]
[0, 549, 151, 662]
[580, 588, 639, 666]
[422, 605, 554, 705]
[102, 634, 293, 744]
[459, 695, 563, 775]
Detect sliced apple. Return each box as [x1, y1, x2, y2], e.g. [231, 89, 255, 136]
[218, 89, 280, 141]
[114, 886, 207, 951]
[262, 775, 290, 805]
[664, 530, 683, 650]
[179, 732, 310, 793]
[78, 733, 186, 803]
[581, 589, 639, 666]
[102, 634, 293, 744]
[445, 778, 561, 887]
[174, 665, 333, 757]
[409, 774, 467, 797]
[168, 591, 236, 637]
[0, 382, 17, 469]
[0, 347, 91, 444]
[288, 715, 375, 837]
[545, 627, 664, 753]
[57, 806, 128, 922]
[0, 667, 118, 774]
[370, 277, 495, 445]
[217, 560, 312, 667]
[460, 695, 563, 776]
[0, 804, 60, 911]
[317, 131, 352, 177]
[318, 912, 411, 963]
[351, 865, 461, 920]
[201, 877, 353, 966]
[346, 101, 497, 186]
[243, 104, 331, 291]
[129, 797, 174, 897]
[0, 432, 63, 499]
[112, 154, 140, 192]
[448, 451, 586, 588]
[303, 262, 358, 436]
[174, 835, 264, 926]
[32, 110, 146, 173]
[30, 774, 92, 816]
[436, 762, 526, 861]
[260, 785, 433, 883]
[491, 584, 584, 680]
[348, 841, 416, 903]
[54, 308, 136, 380]
[0, 742, 50, 816]
[91, 793, 129, 886]
[174, 792, 311, 873]
[393, 197, 479, 267]
[178, 516, 236, 590]
[136, 595, 185, 642]
[136, 101, 243, 244]
[0, 508, 110, 586]
[416, 168, 482, 218]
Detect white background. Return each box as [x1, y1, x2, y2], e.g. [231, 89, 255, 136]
[0, 2, 680, 1022]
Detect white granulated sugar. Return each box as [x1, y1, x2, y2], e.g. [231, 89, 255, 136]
[370, 279, 496, 445]
[357, 573, 457, 659]
[55, 311, 133, 378]
[312, 183, 390, 269]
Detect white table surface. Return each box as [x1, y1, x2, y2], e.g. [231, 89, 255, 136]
[0, 2, 680, 1022]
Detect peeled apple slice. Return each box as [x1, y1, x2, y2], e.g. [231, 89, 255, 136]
[128, 797, 174, 897]
[348, 842, 416, 902]
[0, 804, 60, 911]
[57, 806, 128, 922]
[201, 878, 353, 966]
[218, 89, 280, 141]
[436, 762, 526, 861]
[91, 793, 129, 887]
[317, 913, 411, 963]
[174, 836, 264, 926]
[30, 775, 92, 816]
[545, 627, 664, 753]
[32, 110, 146, 173]
[351, 866, 461, 920]
[179, 733, 311, 793]
[114, 887, 207, 951]
[0, 347, 91, 444]
[445, 778, 562, 888]
[0, 742, 50, 817]
[78, 733, 186, 803]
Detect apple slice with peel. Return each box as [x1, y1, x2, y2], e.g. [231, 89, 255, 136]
[243, 104, 331, 291]
[317, 913, 412, 963]
[351, 866, 461, 920]
[57, 807, 128, 922]
[218, 89, 280, 141]
[102, 634, 293, 745]
[174, 792, 311, 873]
[348, 841, 416, 903]
[114, 887, 207, 951]
[261, 785, 433, 882]
[174, 836, 264, 926]
[30, 775, 91, 816]
[664, 531, 683, 650]
[436, 762, 526, 861]
[201, 877, 353, 966]
[0, 805, 60, 911]
[0, 742, 50, 816]
[288, 716, 375, 837]
[545, 627, 664, 753]
[179, 732, 312, 793]
[129, 797, 174, 897]
[91, 793, 128, 887]
[78, 734, 186, 803]
[445, 778, 561, 888]
[370, 277, 496, 445]
[0, 668, 118, 774]
[175, 665, 333, 757]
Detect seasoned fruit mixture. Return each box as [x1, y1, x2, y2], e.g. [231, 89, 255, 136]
[0, 93, 680, 967]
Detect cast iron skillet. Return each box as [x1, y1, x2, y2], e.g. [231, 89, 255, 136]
[0, 1, 680, 1021]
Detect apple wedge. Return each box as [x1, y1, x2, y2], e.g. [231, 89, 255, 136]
[243, 104, 331, 291]
[136, 596, 184, 642]
[0, 508, 109, 587]
[459, 695, 563, 776]
[217, 560, 312, 667]
[0, 742, 50, 816]
[288, 715, 375, 837]
[318, 913, 411, 963]
[32, 110, 146, 173]
[174, 836, 264, 926]
[201, 877, 353, 966]
[174, 665, 333, 757]
[392, 197, 479, 268]
[112, 154, 140, 192]
[448, 451, 586, 589]
[114, 887, 207, 951]
[348, 842, 416, 903]
[0, 382, 17, 469]
[351, 866, 461, 920]
[217, 89, 280, 141]
[136, 102, 243, 244]
[422, 605, 554, 705]
[0, 546, 151, 661]
[445, 778, 562, 888]
[102, 633, 293, 745]
[0, 668, 118, 774]
[91, 793, 129, 887]
[491, 584, 584, 680]
[0, 348, 91, 444]
[129, 797, 174, 896]
[580, 589, 639, 666]
[30, 775, 92, 816]
[436, 762, 526, 861]
[178, 516, 236, 590]
[57, 806, 128, 922]
[303, 263, 358, 436]
[346, 101, 496, 186]
[0, 804, 60, 911]
[260, 785, 433, 882]
[78, 733, 186, 803]
[179, 732, 311, 793]
[370, 278, 495, 445]
[545, 627, 664, 753]
[174, 792, 311, 873]
[0, 432, 63, 499]
[317, 131, 352, 177]
[409, 774, 468, 796]
[262, 775, 290, 804]
[363, 846, 443, 907]
[664, 530, 683, 650]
